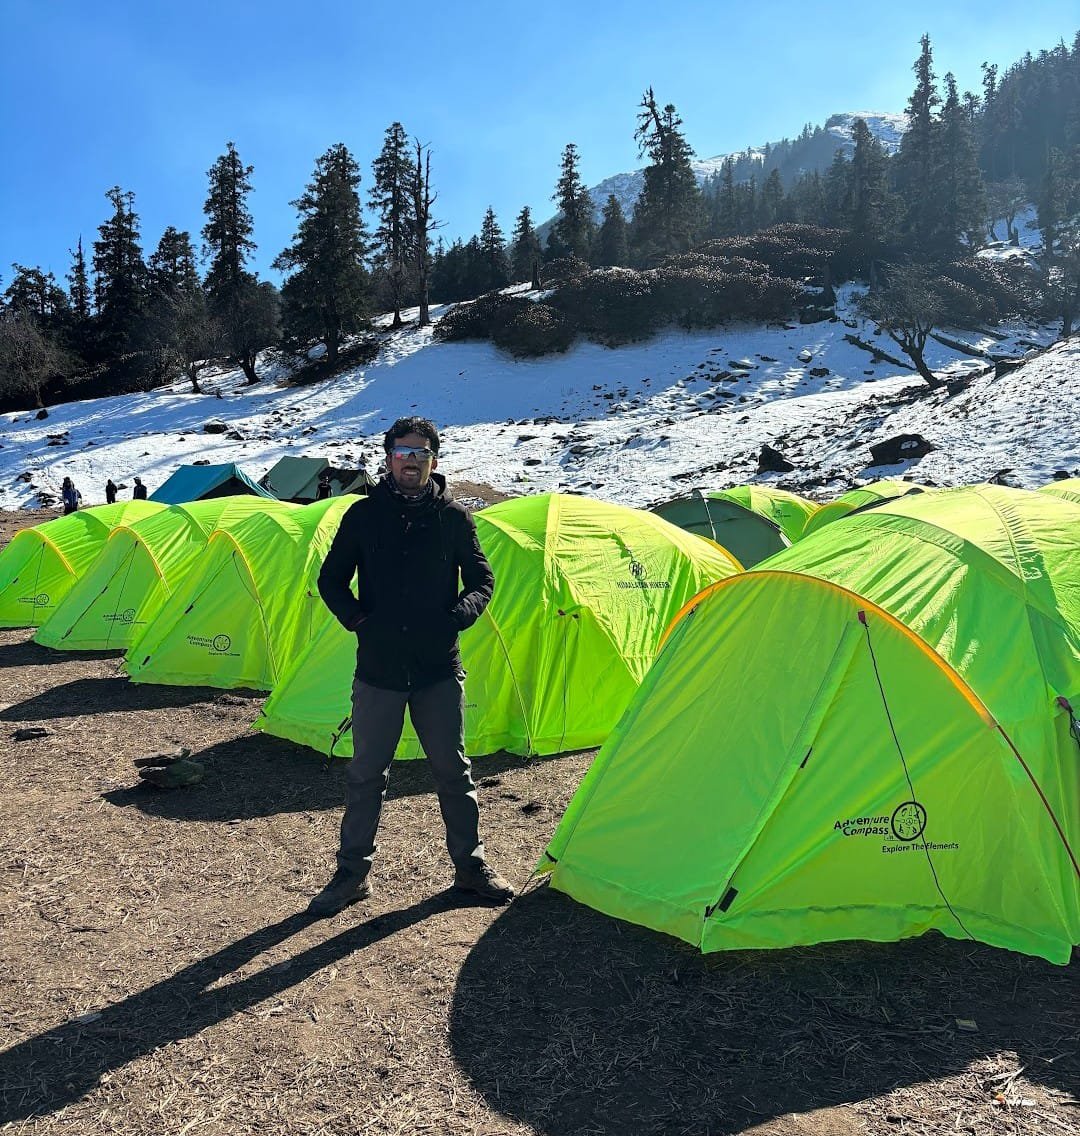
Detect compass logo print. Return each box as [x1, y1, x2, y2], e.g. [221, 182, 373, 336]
[890, 801, 928, 841]
[212, 634, 232, 653]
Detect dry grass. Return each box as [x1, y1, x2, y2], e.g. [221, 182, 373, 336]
[0, 508, 1077, 1136]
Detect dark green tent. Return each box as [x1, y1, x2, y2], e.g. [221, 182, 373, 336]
[261, 456, 330, 502]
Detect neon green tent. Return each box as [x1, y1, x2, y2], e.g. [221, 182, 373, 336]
[716, 485, 819, 542]
[0, 502, 162, 628]
[34, 497, 292, 651]
[125, 497, 356, 689]
[541, 486, 1080, 964]
[801, 479, 925, 537]
[257, 493, 741, 758]
[653, 485, 817, 567]
[1042, 478, 1080, 505]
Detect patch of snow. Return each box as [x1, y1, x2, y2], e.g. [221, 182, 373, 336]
[1, 287, 1072, 514]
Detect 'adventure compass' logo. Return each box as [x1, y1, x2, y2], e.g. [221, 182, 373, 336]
[212, 634, 232, 653]
[890, 801, 927, 841]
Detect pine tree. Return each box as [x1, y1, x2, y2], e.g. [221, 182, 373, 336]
[893, 36, 942, 252]
[510, 205, 542, 287]
[146, 228, 215, 392]
[596, 194, 629, 266]
[478, 208, 509, 291]
[736, 176, 758, 235]
[1037, 147, 1069, 259]
[716, 158, 737, 236]
[409, 139, 438, 326]
[203, 142, 255, 313]
[823, 151, 851, 228]
[202, 142, 265, 382]
[553, 143, 595, 261]
[845, 118, 892, 272]
[67, 237, 91, 322]
[148, 228, 200, 294]
[760, 169, 785, 228]
[4, 265, 69, 324]
[369, 123, 415, 328]
[92, 185, 147, 357]
[630, 88, 703, 262]
[936, 73, 987, 250]
[273, 143, 370, 364]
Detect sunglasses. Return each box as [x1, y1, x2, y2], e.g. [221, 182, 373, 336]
[390, 445, 435, 461]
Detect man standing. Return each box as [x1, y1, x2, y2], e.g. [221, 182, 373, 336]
[105, 479, 118, 504]
[132, 476, 147, 501]
[308, 416, 514, 917]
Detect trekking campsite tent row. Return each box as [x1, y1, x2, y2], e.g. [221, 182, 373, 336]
[652, 485, 818, 568]
[34, 497, 295, 651]
[149, 463, 277, 505]
[257, 493, 742, 759]
[540, 486, 1080, 964]
[0, 501, 163, 628]
[125, 496, 358, 690]
[1042, 477, 1080, 505]
[800, 479, 924, 537]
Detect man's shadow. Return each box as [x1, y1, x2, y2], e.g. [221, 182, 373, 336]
[0, 893, 469, 1125]
[103, 734, 582, 821]
[449, 886, 1080, 1136]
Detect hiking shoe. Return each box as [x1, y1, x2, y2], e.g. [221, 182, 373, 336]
[307, 869, 372, 918]
[454, 862, 515, 904]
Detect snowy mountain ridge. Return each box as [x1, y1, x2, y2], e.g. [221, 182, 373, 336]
[584, 111, 909, 221]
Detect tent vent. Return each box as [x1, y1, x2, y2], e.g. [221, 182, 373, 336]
[706, 887, 738, 918]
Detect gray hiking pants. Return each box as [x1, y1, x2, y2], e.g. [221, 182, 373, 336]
[337, 674, 485, 878]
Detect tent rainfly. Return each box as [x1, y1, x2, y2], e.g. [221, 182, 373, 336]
[257, 493, 741, 759]
[125, 496, 357, 689]
[1041, 477, 1080, 505]
[0, 502, 163, 628]
[652, 485, 818, 567]
[540, 486, 1080, 964]
[34, 497, 294, 651]
[801, 479, 925, 537]
[149, 463, 277, 505]
[261, 456, 330, 502]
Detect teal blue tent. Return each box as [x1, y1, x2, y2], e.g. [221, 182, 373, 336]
[150, 463, 276, 505]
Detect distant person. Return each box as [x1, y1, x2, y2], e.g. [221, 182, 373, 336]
[105, 478, 117, 505]
[132, 476, 147, 501]
[61, 477, 81, 515]
[315, 471, 333, 500]
[307, 415, 513, 917]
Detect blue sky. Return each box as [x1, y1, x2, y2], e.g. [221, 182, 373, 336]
[1, 0, 1076, 287]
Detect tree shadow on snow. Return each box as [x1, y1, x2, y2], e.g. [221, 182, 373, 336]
[449, 886, 1080, 1136]
[102, 732, 580, 822]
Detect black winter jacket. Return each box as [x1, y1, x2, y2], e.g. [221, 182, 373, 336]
[317, 473, 494, 691]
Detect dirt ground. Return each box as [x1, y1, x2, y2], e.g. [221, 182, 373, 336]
[0, 507, 1077, 1136]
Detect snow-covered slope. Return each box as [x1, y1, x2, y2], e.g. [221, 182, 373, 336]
[585, 111, 908, 221]
[1, 286, 1073, 513]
